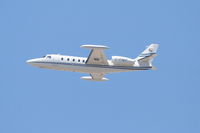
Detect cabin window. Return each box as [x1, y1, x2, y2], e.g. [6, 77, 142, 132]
[73, 59, 75, 62]
[78, 59, 80, 62]
[67, 58, 70, 61]
[61, 57, 63, 60]
[82, 60, 85, 63]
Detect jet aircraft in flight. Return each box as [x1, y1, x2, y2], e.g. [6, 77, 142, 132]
[27, 44, 159, 81]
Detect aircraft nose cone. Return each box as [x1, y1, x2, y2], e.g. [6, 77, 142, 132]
[26, 58, 42, 66]
[26, 59, 31, 64]
[26, 59, 35, 64]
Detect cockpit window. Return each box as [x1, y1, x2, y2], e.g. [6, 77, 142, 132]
[47, 56, 51, 59]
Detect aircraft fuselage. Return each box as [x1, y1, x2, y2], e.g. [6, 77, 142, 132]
[27, 54, 151, 74]
[27, 44, 158, 81]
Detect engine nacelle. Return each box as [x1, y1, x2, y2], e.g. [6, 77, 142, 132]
[111, 56, 135, 66]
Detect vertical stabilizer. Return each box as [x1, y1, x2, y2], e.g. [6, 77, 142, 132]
[141, 44, 159, 55]
[136, 44, 159, 67]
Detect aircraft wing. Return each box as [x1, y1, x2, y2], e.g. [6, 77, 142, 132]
[81, 45, 109, 65]
[90, 73, 104, 80]
[81, 73, 109, 81]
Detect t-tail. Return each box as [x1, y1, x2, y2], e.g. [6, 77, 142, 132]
[135, 44, 159, 70]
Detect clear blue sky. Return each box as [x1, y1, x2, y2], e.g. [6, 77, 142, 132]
[0, 0, 200, 133]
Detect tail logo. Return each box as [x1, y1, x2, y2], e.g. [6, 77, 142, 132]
[149, 48, 153, 52]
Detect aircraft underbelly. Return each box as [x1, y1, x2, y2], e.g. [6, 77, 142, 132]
[32, 62, 150, 74]
[72, 66, 132, 73]
[46, 64, 133, 73]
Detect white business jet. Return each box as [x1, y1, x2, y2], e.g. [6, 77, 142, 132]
[27, 44, 159, 81]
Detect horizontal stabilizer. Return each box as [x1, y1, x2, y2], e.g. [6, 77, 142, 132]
[138, 53, 157, 62]
[136, 44, 159, 67]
